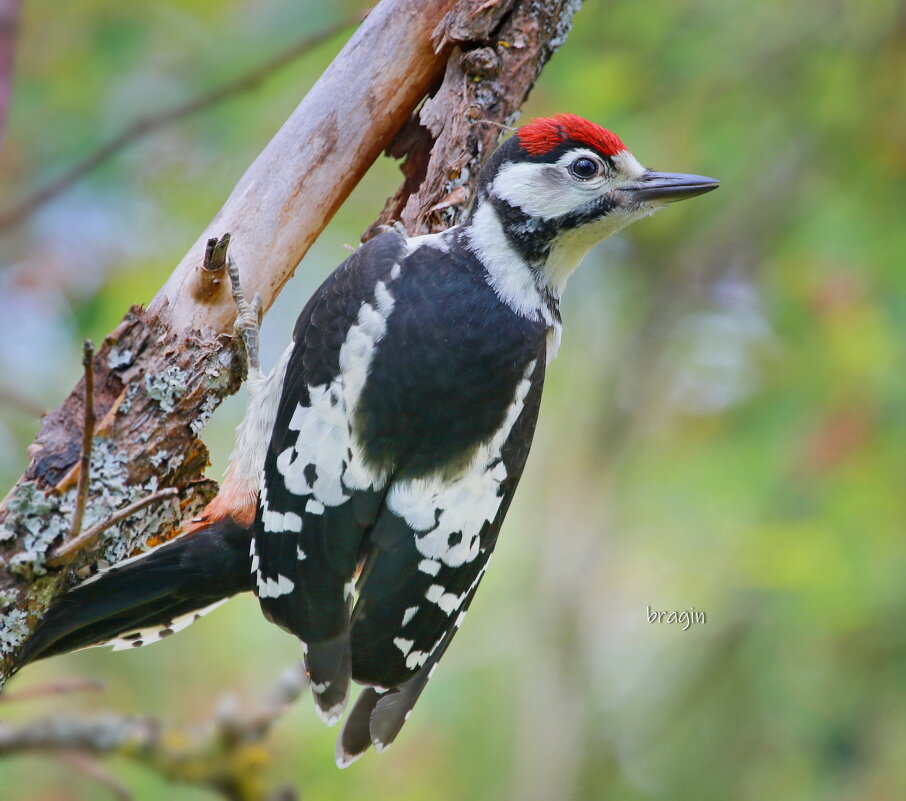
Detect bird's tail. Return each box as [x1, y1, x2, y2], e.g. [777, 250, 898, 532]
[14, 514, 254, 669]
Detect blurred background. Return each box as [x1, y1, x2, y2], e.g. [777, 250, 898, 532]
[1, 0, 905, 798]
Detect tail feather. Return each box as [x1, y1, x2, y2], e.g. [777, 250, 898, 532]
[306, 629, 352, 726]
[336, 687, 380, 768]
[104, 598, 229, 651]
[336, 629, 454, 767]
[15, 516, 253, 668]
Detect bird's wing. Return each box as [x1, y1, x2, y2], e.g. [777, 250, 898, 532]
[336, 354, 546, 765]
[254, 230, 406, 724]
[257, 227, 548, 740]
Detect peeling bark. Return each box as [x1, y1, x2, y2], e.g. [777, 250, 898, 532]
[0, 308, 234, 667]
[368, 0, 583, 237]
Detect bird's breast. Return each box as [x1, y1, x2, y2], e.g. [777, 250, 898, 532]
[352, 252, 547, 480]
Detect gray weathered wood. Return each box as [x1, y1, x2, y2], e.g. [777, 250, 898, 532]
[151, 0, 461, 331]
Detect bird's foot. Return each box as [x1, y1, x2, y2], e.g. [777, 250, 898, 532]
[227, 255, 262, 377]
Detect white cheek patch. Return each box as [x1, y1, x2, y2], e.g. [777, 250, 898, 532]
[492, 148, 632, 221]
[466, 203, 549, 322]
[492, 161, 592, 219]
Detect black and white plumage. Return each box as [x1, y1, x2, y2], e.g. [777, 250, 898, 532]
[253, 225, 548, 752]
[16, 114, 718, 767]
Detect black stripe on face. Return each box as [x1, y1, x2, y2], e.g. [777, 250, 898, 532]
[491, 196, 559, 264]
[555, 192, 621, 229]
[490, 191, 621, 265]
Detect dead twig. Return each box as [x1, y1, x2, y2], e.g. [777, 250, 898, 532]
[48, 487, 179, 567]
[69, 340, 96, 542]
[0, 664, 308, 801]
[0, 0, 19, 144]
[0, 16, 357, 231]
[0, 677, 105, 704]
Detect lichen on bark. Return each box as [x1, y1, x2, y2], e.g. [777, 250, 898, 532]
[0, 308, 243, 670]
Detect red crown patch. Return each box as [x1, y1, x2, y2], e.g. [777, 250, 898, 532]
[517, 113, 626, 158]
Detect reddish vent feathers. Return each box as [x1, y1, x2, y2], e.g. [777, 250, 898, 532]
[517, 113, 626, 158]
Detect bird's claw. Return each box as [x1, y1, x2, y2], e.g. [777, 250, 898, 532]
[227, 256, 261, 375]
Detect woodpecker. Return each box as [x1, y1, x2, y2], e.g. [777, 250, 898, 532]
[15, 114, 718, 766]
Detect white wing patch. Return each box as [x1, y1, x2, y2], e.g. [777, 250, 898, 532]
[258, 573, 295, 598]
[404, 633, 446, 671]
[273, 279, 401, 512]
[418, 559, 441, 576]
[262, 504, 302, 533]
[404, 230, 451, 255]
[249, 537, 259, 573]
[393, 637, 414, 655]
[425, 584, 468, 615]
[386, 360, 536, 568]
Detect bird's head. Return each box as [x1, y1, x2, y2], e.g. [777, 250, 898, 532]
[466, 113, 719, 298]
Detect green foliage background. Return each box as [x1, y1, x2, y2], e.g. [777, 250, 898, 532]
[1, 0, 905, 798]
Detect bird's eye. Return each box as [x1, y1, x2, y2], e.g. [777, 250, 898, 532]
[569, 157, 599, 180]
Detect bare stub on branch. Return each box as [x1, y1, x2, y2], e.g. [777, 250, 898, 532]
[367, 0, 581, 237]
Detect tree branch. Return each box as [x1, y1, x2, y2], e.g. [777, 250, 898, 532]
[0, 677, 105, 704]
[0, 0, 18, 144]
[0, 16, 356, 231]
[68, 341, 96, 542]
[0, 386, 45, 419]
[0, 664, 308, 801]
[368, 0, 582, 236]
[48, 487, 180, 567]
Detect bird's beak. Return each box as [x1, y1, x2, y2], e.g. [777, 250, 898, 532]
[621, 171, 720, 203]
